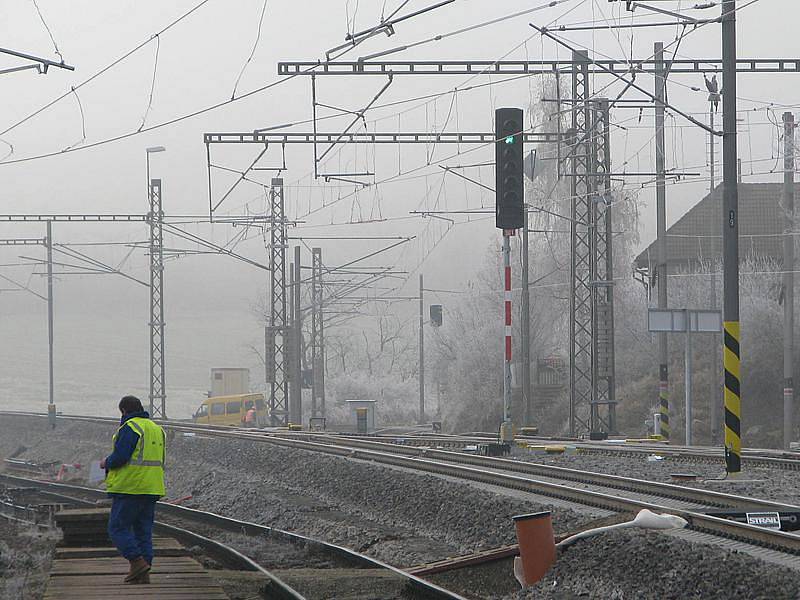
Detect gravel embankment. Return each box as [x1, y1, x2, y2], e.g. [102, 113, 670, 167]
[3, 414, 800, 600]
[0, 517, 57, 599]
[523, 529, 800, 600]
[510, 447, 800, 505]
[0, 415, 592, 568]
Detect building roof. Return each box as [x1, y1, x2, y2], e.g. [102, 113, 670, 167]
[634, 182, 799, 270]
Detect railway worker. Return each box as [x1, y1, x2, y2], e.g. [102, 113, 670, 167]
[244, 405, 257, 428]
[99, 395, 166, 585]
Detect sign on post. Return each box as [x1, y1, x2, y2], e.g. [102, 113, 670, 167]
[647, 308, 722, 333]
[647, 308, 722, 446]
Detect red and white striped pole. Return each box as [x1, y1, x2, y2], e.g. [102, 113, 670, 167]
[501, 229, 514, 442]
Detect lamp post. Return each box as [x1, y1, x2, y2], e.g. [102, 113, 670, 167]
[146, 146, 166, 185]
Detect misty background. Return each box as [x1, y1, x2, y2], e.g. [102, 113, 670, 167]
[0, 1, 797, 441]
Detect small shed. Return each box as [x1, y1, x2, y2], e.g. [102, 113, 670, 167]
[210, 368, 250, 397]
[346, 400, 377, 434]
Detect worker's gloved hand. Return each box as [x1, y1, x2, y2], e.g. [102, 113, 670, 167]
[99, 458, 107, 470]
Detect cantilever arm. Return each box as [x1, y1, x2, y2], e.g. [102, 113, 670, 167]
[0, 47, 75, 72]
[529, 23, 719, 136]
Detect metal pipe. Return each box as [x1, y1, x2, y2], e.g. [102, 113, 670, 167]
[46, 221, 54, 412]
[710, 109, 720, 445]
[685, 309, 693, 446]
[522, 207, 531, 425]
[784, 111, 795, 450]
[419, 273, 425, 424]
[318, 249, 326, 420]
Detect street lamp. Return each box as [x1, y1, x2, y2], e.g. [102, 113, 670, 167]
[146, 146, 166, 186]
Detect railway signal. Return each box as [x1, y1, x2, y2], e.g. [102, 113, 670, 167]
[495, 108, 525, 230]
[496, 108, 524, 443]
[430, 304, 443, 327]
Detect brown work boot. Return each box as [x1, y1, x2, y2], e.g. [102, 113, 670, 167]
[124, 557, 151, 583]
[131, 571, 151, 584]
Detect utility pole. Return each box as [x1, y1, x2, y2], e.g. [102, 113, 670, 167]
[318, 258, 326, 421]
[784, 111, 795, 450]
[46, 221, 55, 418]
[418, 273, 425, 424]
[148, 178, 166, 419]
[293, 246, 303, 425]
[288, 262, 296, 421]
[521, 207, 532, 425]
[310, 256, 318, 421]
[685, 309, 694, 446]
[710, 106, 720, 445]
[722, 0, 742, 475]
[655, 42, 670, 442]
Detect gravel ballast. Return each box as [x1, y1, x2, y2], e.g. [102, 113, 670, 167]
[0, 517, 57, 599]
[3, 414, 800, 600]
[523, 529, 800, 600]
[0, 415, 591, 567]
[509, 446, 800, 505]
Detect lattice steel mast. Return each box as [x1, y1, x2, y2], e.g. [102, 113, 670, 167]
[267, 178, 289, 426]
[148, 179, 166, 418]
[311, 248, 325, 419]
[568, 51, 594, 436]
[592, 98, 616, 434]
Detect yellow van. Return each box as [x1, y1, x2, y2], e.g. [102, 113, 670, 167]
[192, 393, 267, 427]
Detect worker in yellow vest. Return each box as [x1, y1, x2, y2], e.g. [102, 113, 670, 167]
[100, 396, 166, 585]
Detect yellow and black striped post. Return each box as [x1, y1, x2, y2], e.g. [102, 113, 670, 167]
[659, 365, 670, 440]
[723, 321, 742, 473]
[721, 1, 742, 476]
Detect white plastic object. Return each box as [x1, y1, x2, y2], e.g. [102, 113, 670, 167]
[556, 509, 688, 548]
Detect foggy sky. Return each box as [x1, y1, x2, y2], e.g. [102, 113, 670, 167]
[1, 0, 797, 414]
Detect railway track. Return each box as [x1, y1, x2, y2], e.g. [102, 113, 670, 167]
[3, 411, 800, 563]
[269, 431, 800, 512]
[0, 482, 281, 599]
[364, 431, 800, 471]
[9, 408, 799, 470]
[0, 473, 466, 600]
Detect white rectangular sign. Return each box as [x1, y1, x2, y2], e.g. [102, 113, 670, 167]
[648, 309, 722, 333]
[746, 512, 782, 530]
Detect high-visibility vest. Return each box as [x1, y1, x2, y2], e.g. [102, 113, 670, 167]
[106, 417, 166, 496]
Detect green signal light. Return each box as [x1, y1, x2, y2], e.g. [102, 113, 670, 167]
[505, 135, 515, 144]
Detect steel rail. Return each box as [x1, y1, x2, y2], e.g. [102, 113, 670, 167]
[3, 412, 800, 552]
[262, 432, 800, 512]
[322, 430, 800, 471]
[0, 472, 465, 600]
[217, 432, 800, 553]
[3, 407, 800, 468]
[0, 477, 305, 599]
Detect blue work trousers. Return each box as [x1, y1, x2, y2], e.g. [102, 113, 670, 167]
[108, 494, 158, 564]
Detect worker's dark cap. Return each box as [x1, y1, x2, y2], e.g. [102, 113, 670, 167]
[119, 395, 144, 413]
